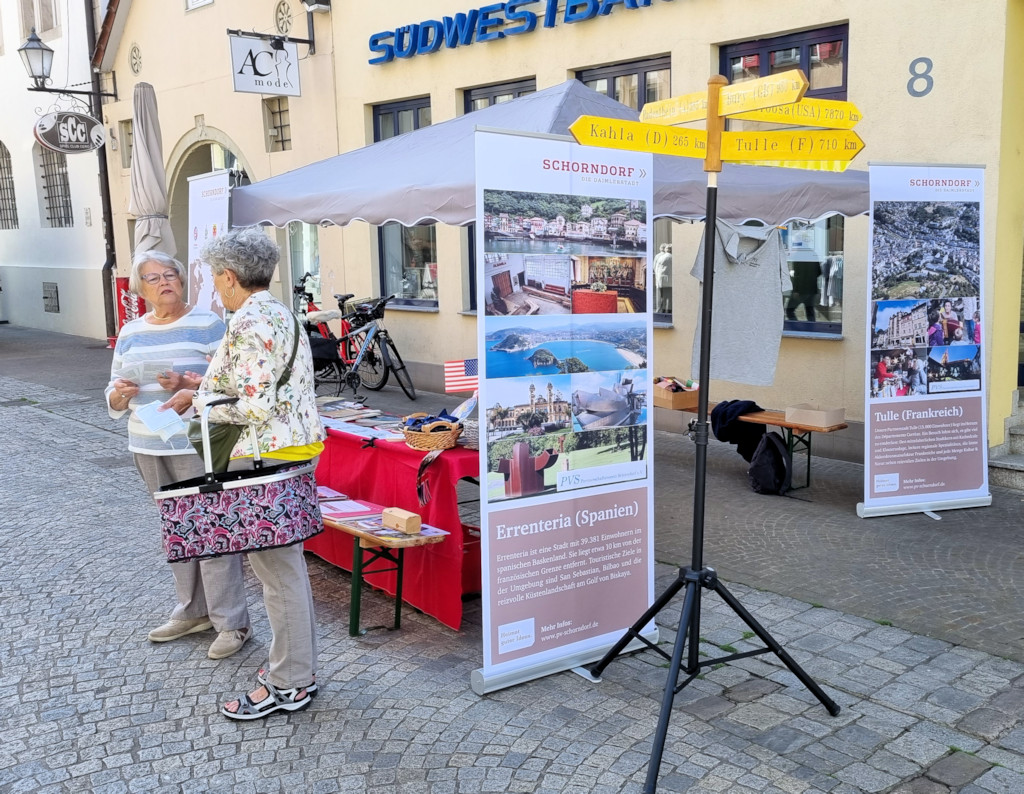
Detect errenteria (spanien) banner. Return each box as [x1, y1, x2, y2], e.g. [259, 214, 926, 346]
[472, 129, 656, 694]
[858, 163, 990, 518]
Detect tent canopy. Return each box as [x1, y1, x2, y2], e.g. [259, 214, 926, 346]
[231, 79, 868, 229]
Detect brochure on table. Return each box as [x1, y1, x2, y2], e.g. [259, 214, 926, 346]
[472, 129, 656, 694]
[858, 164, 991, 517]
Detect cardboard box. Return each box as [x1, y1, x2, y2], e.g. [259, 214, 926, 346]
[382, 507, 422, 535]
[785, 403, 845, 427]
[653, 386, 699, 411]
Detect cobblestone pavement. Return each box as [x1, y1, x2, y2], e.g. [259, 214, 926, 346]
[1, 326, 1023, 793]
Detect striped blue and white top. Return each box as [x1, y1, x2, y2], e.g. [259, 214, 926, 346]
[107, 308, 226, 456]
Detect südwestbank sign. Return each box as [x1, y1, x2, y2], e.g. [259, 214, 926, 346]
[369, 0, 674, 64]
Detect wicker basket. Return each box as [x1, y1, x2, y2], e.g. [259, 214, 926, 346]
[403, 413, 463, 451]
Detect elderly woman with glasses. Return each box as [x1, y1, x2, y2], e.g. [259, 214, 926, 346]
[106, 250, 252, 660]
[164, 227, 325, 720]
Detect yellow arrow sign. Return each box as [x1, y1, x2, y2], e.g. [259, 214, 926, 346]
[718, 69, 808, 116]
[639, 90, 709, 125]
[721, 129, 864, 161]
[728, 97, 863, 129]
[729, 159, 856, 173]
[569, 116, 708, 159]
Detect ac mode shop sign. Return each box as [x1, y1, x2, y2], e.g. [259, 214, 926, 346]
[369, 0, 674, 64]
[34, 111, 105, 154]
[229, 34, 301, 97]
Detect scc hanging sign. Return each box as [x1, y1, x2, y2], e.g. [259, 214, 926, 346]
[33, 111, 105, 154]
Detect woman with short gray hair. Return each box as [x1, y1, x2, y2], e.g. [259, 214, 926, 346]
[164, 227, 326, 720]
[108, 249, 252, 660]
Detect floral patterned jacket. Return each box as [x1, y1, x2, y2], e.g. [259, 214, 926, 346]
[193, 291, 325, 457]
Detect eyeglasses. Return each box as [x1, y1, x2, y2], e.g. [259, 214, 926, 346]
[140, 271, 181, 285]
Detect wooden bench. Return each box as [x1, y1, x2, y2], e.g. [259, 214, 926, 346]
[322, 516, 448, 636]
[733, 409, 848, 489]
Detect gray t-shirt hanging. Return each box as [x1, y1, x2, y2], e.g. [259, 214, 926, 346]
[690, 219, 791, 386]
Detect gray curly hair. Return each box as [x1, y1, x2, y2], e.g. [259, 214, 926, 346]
[129, 249, 186, 294]
[201, 227, 280, 289]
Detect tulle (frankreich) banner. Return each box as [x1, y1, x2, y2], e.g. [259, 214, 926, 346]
[858, 164, 990, 517]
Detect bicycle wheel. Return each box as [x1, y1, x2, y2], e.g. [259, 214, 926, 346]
[356, 334, 389, 391]
[314, 360, 343, 397]
[384, 336, 416, 400]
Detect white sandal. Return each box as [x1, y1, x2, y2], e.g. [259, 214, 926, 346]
[221, 681, 312, 721]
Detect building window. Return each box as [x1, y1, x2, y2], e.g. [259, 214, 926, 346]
[464, 78, 536, 113]
[0, 142, 18, 230]
[288, 222, 320, 306]
[722, 26, 849, 336]
[20, 0, 57, 37]
[263, 97, 292, 152]
[118, 120, 134, 169]
[374, 97, 437, 306]
[462, 80, 538, 310]
[576, 56, 671, 111]
[721, 25, 848, 102]
[36, 144, 73, 228]
[577, 59, 671, 319]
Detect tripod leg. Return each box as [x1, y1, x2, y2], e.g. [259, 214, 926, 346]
[588, 572, 685, 679]
[710, 579, 841, 716]
[644, 578, 699, 794]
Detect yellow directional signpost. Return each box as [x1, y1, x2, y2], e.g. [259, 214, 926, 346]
[568, 116, 707, 159]
[728, 96, 862, 129]
[717, 69, 808, 115]
[574, 70, 861, 794]
[721, 129, 865, 161]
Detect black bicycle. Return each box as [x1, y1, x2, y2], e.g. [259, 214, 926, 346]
[294, 276, 416, 400]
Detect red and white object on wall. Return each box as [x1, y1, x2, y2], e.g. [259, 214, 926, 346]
[109, 276, 147, 348]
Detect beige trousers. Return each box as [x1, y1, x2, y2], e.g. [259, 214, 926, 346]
[228, 456, 319, 689]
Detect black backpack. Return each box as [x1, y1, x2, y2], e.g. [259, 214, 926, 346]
[747, 431, 792, 495]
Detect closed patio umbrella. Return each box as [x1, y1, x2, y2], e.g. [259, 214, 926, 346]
[129, 82, 175, 256]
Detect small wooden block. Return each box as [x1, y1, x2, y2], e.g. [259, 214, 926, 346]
[382, 507, 422, 535]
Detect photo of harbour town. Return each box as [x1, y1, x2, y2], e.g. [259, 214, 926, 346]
[483, 373, 648, 503]
[870, 201, 980, 300]
[483, 189, 648, 255]
[484, 314, 646, 378]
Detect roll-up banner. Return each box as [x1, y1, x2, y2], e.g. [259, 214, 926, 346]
[858, 164, 990, 518]
[186, 171, 231, 318]
[472, 129, 657, 694]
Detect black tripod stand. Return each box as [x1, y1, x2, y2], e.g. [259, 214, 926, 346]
[587, 79, 840, 793]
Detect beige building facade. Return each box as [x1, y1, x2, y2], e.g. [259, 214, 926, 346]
[93, 0, 1024, 461]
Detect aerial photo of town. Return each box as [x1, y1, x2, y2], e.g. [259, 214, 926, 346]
[870, 201, 980, 300]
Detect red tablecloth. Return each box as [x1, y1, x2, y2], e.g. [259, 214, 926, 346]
[308, 429, 480, 629]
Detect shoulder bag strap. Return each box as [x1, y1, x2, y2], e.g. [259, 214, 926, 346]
[275, 312, 301, 390]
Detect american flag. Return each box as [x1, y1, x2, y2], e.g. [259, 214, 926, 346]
[444, 359, 479, 393]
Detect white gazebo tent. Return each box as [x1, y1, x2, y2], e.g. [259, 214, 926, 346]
[231, 79, 868, 229]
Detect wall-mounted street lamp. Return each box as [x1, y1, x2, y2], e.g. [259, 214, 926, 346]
[301, 0, 331, 12]
[17, 21, 119, 339]
[18, 28, 117, 100]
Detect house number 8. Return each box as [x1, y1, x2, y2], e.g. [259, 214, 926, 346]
[907, 57, 934, 97]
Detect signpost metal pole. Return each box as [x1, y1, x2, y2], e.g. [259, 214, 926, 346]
[579, 73, 846, 793]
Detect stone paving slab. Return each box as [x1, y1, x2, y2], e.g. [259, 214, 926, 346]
[1, 328, 1023, 792]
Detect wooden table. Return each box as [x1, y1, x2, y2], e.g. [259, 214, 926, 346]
[309, 428, 480, 629]
[734, 409, 848, 489]
[322, 516, 448, 636]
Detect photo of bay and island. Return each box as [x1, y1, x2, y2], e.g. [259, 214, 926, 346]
[484, 314, 646, 378]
